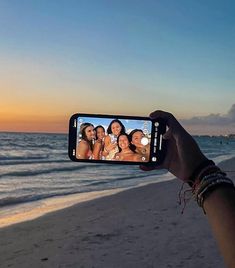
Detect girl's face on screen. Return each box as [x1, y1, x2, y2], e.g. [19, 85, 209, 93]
[96, 127, 105, 140]
[118, 135, 129, 150]
[131, 131, 144, 147]
[85, 126, 95, 141]
[111, 122, 121, 136]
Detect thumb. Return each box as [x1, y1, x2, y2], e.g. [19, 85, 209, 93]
[163, 127, 172, 140]
[139, 163, 163, 171]
[139, 164, 156, 171]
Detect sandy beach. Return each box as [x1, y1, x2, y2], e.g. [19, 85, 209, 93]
[0, 158, 234, 268]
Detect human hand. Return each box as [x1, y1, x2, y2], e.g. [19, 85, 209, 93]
[105, 142, 117, 153]
[141, 110, 208, 182]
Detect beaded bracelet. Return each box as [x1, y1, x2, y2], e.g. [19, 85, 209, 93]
[193, 171, 235, 213]
[187, 159, 216, 187]
[197, 179, 234, 207]
[193, 171, 227, 194]
[197, 165, 221, 183]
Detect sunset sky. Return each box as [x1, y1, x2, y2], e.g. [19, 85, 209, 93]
[0, 0, 234, 134]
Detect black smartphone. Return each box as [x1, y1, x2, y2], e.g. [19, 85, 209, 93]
[68, 113, 166, 165]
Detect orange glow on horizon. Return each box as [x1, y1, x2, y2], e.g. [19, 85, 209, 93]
[0, 113, 68, 133]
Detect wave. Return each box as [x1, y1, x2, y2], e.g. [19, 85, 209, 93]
[0, 164, 105, 178]
[0, 166, 95, 178]
[0, 143, 58, 150]
[0, 171, 171, 207]
[0, 159, 70, 166]
[0, 155, 47, 161]
[0, 191, 81, 207]
[1, 132, 234, 210]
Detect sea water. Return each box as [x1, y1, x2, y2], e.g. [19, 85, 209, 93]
[0, 132, 235, 224]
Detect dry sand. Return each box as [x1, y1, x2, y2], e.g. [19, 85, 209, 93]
[0, 157, 234, 268]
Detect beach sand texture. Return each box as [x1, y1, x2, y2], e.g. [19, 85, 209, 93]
[0, 158, 234, 268]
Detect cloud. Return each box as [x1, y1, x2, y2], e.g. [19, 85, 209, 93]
[227, 103, 235, 120]
[181, 104, 235, 126]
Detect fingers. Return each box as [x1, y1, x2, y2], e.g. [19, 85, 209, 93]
[139, 165, 156, 171]
[149, 110, 173, 123]
[149, 110, 180, 129]
[150, 110, 175, 139]
[163, 128, 172, 140]
[150, 110, 184, 138]
[139, 163, 163, 171]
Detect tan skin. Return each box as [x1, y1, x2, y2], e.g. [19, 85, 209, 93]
[76, 126, 95, 159]
[93, 127, 105, 160]
[104, 122, 122, 158]
[115, 134, 141, 162]
[131, 131, 150, 161]
[141, 110, 235, 268]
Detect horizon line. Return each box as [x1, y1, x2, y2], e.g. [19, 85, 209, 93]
[0, 130, 233, 137]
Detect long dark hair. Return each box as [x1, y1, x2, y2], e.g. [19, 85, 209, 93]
[79, 123, 94, 149]
[117, 133, 136, 152]
[94, 125, 105, 140]
[107, 119, 126, 135]
[128, 129, 143, 152]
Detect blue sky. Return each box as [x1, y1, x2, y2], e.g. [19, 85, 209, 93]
[77, 116, 152, 134]
[0, 0, 234, 134]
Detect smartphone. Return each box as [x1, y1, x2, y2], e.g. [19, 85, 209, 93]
[68, 113, 166, 165]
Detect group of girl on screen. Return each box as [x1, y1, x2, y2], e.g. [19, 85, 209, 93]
[76, 119, 150, 162]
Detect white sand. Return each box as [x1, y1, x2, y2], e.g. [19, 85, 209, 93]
[0, 157, 234, 268]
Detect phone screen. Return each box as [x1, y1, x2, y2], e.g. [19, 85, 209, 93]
[68, 114, 166, 165]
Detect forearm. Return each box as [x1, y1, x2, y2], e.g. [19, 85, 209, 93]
[148, 110, 235, 267]
[204, 186, 235, 268]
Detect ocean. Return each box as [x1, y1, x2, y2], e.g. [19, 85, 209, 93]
[0, 132, 235, 215]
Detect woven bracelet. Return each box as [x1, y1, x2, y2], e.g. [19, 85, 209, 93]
[188, 159, 215, 187]
[194, 171, 230, 198]
[195, 174, 235, 213]
[192, 171, 226, 195]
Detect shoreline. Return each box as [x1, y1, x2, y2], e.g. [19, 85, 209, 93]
[1, 155, 235, 229]
[0, 189, 123, 228]
[0, 172, 175, 228]
[0, 157, 234, 267]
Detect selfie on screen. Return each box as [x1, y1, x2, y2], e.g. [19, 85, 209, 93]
[75, 117, 152, 162]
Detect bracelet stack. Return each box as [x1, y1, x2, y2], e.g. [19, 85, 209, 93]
[190, 161, 235, 213]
